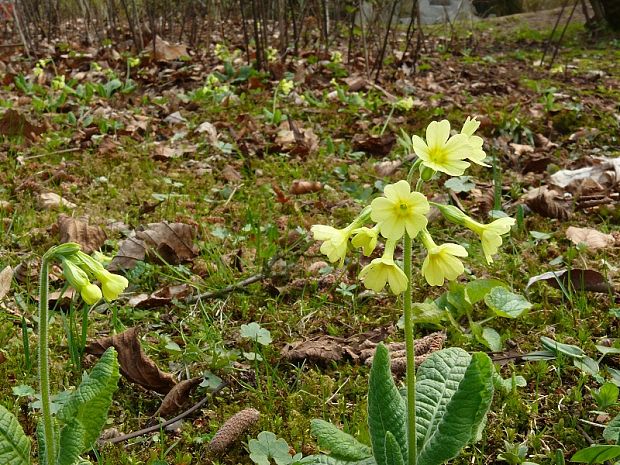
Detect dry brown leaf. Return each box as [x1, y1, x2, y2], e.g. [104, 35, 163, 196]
[221, 165, 242, 183]
[374, 160, 402, 177]
[0, 109, 45, 140]
[86, 327, 177, 394]
[274, 125, 319, 157]
[38, 192, 77, 210]
[57, 215, 107, 254]
[149, 35, 189, 61]
[0, 351, 6, 365]
[565, 226, 614, 250]
[153, 377, 202, 419]
[108, 222, 198, 272]
[550, 156, 620, 191]
[0, 265, 13, 300]
[13, 259, 40, 284]
[526, 269, 612, 294]
[351, 133, 396, 157]
[195, 121, 218, 145]
[524, 186, 572, 220]
[289, 180, 322, 195]
[509, 142, 535, 156]
[127, 284, 192, 309]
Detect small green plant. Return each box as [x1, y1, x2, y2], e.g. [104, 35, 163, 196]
[248, 431, 303, 465]
[0, 243, 128, 465]
[306, 117, 515, 465]
[264, 79, 294, 125]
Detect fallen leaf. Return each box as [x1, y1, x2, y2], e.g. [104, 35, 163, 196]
[0, 265, 13, 300]
[550, 156, 620, 191]
[0, 109, 45, 140]
[164, 111, 187, 125]
[523, 186, 571, 220]
[195, 121, 218, 145]
[289, 180, 322, 195]
[108, 222, 198, 271]
[509, 142, 535, 156]
[526, 269, 612, 293]
[86, 327, 177, 394]
[565, 226, 614, 250]
[351, 133, 395, 157]
[38, 192, 77, 210]
[374, 160, 402, 177]
[57, 215, 107, 254]
[153, 377, 202, 419]
[221, 165, 242, 183]
[127, 284, 192, 308]
[274, 123, 319, 157]
[0, 351, 5, 364]
[148, 35, 189, 61]
[13, 259, 39, 284]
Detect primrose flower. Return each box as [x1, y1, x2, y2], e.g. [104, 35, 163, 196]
[330, 51, 343, 64]
[359, 240, 408, 294]
[460, 117, 489, 166]
[411, 120, 472, 176]
[395, 97, 414, 111]
[370, 180, 429, 240]
[278, 79, 294, 96]
[420, 229, 468, 286]
[266, 47, 278, 62]
[311, 225, 353, 267]
[214, 43, 230, 61]
[351, 225, 379, 256]
[51, 75, 66, 91]
[61, 258, 102, 305]
[75, 251, 129, 301]
[463, 216, 515, 264]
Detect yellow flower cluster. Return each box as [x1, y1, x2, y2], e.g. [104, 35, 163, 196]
[310, 118, 514, 295]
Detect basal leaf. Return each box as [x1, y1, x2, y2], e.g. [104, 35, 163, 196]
[57, 419, 85, 465]
[299, 456, 376, 465]
[481, 327, 502, 352]
[465, 279, 506, 305]
[0, 404, 31, 465]
[368, 344, 407, 465]
[384, 432, 405, 465]
[603, 414, 620, 444]
[484, 287, 532, 318]
[310, 419, 372, 461]
[57, 348, 120, 452]
[540, 337, 586, 359]
[571, 445, 620, 463]
[416, 350, 494, 465]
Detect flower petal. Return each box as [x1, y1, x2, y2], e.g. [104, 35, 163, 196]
[427, 120, 450, 149]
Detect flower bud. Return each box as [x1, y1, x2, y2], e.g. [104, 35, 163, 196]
[419, 164, 435, 181]
[434, 204, 469, 226]
[81, 283, 102, 305]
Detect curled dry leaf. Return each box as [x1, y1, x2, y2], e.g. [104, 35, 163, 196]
[57, 215, 107, 254]
[208, 408, 261, 454]
[127, 284, 193, 309]
[550, 156, 620, 191]
[108, 221, 198, 272]
[38, 192, 77, 210]
[374, 160, 402, 177]
[526, 269, 612, 294]
[289, 180, 322, 195]
[523, 186, 572, 220]
[195, 121, 218, 145]
[86, 327, 177, 394]
[148, 35, 189, 61]
[0, 265, 13, 300]
[221, 164, 242, 183]
[153, 377, 202, 419]
[565, 226, 614, 250]
[351, 133, 396, 157]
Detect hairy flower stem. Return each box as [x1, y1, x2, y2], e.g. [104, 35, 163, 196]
[403, 233, 416, 465]
[38, 256, 56, 464]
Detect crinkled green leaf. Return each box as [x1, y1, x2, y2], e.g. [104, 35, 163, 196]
[604, 414, 620, 444]
[571, 445, 620, 463]
[416, 349, 494, 465]
[383, 432, 404, 465]
[465, 279, 506, 304]
[299, 456, 376, 465]
[310, 420, 372, 461]
[57, 347, 120, 452]
[0, 404, 31, 465]
[368, 344, 407, 465]
[57, 419, 85, 465]
[484, 287, 532, 318]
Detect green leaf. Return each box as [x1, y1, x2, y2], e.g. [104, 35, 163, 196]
[299, 456, 376, 465]
[398, 303, 446, 328]
[444, 176, 475, 193]
[593, 383, 619, 410]
[249, 431, 293, 465]
[465, 279, 506, 304]
[57, 419, 85, 465]
[11, 386, 35, 398]
[57, 347, 120, 452]
[595, 345, 620, 357]
[0, 404, 31, 465]
[240, 322, 273, 346]
[540, 337, 586, 359]
[416, 349, 494, 465]
[484, 287, 532, 318]
[368, 344, 407, 465]
[383, 432, 404, 465]
[481, 327, 502, 352]
[573, 356, 599, 376]
[571, 445, 620, 463]
[604, 414, 620, 444]
[310, 420, 372, 461]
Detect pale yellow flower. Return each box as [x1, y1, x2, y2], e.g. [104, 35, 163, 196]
[278, 79, 294, 96]
[464, 217, 515, 264]
[330, 51, 343, 64]
[411, 120, 472, 176]
[359, 240, 408, 294]
[420, 230, 467, 286]
[460, 117, 489, 166]
[61, 258, 103, 305]
[75, 251, 129, 301]
[351, 226, 379, 256]
[81, 283, 103, 305]
[370, 180, 429, 240]
[311, 224, 352, 267]
[395, 97, 414, 111]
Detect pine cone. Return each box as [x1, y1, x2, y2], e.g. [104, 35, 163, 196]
[208, 408, 260, 454]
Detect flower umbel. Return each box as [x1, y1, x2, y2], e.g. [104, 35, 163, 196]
[463, 216, 516, 264]
[311, 225, 353, 267]
[411, 120, 472, 176]
[61, 258, 102, 305]
[74, 251, 129, 301]
[420, 229, 468, 286]
[359, 240, 408, 294]
[371, 180, 429, 240]
[351, 225, 379, 256]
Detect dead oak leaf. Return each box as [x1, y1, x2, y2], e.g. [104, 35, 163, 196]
[352, 133, 396, 157]
[127, 284, 192, 309]
[0, 109, 45, 140]
[523, 186, 572, 220]
[566, 226, 614, 250]
[57, 215, 107, 254]
[153, 377, 202, 419]
[86, 327, 177, 394]
[526, 269, 612, 294]
[0, 265, 13, 300]
[108, 222, 198, 272]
